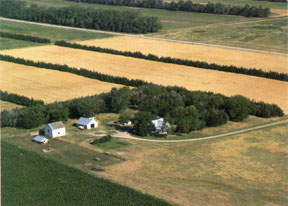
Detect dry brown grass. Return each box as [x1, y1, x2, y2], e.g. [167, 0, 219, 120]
[0, 100, 23, 111]
[2, 45, 288, 113]
[97, 124, 288, 206]
[271, 9, 288, 17]
[77, 36, 288, 73]
[0, 61, 123, 103]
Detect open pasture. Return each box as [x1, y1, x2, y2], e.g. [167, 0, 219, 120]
[3, 45, 288, 113]
[0, 61, 123, 103]
[96, 123, 288, 206]
[149, 17, 288, 53]
[78, 36, 288, 73]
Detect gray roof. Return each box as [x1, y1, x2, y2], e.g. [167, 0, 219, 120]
[76, 117, 95, 126]
[33, 135, 47, 143]
[49, 121, 65, 129]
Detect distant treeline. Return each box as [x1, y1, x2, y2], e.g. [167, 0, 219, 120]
[0, 54, 150, 87]
[0, 90, 44, 106]
[55, 40, 288, 82]
[0, 31, 51, 43]
[66, 0, 270, 17]
[0, 1, 162, 34]
[1, 86, 284, 131]
[254, 0, 287, 2]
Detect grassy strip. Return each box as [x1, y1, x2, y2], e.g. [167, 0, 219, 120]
[0, 31, 51, 43]
[0, 54, 151, 87]
[55, 40, 288, 82]
[1, 141, 170, 206]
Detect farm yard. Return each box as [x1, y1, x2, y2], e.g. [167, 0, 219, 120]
[1, 114, 288, 206]
[1, 0, 288, 205]
[0, 61, 123, 103]
[2, 45, 288, 113]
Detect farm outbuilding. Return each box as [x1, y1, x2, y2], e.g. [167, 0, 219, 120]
[152, 118, 170, 133]
[75, 117, 98, 130]
[45, 121, 65, 138]
[33, 136, 49, 144]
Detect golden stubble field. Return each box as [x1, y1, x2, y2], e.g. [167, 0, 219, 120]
[77, 36, 288, 73]
[2, 45, 288, 113]
[0, 61, 123, 103]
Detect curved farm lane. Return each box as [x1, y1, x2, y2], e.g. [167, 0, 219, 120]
[1, 17, 287, 56]
[112, 119, 288, 143]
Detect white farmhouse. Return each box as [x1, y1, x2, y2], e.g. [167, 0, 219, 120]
[45, 121, 65, 138]
[152, 118, 170, 133]
[75, 117, 98, 130]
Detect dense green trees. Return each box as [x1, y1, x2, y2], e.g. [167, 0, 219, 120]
[66, 0, 270, 17]
[1, 86, 284, 131]
[133, 111, 156, 136]
[224, 95, 251, 121]
[55, 41, 288, 82]
[107, 87, 131, 113]
[0, 0, 162, 33]
[0, 32, 51, 43]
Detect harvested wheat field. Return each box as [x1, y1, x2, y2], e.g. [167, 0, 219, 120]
[0, 61, 123, 103]
[77, 36, 288, 73]
[2, 46, 288, 112]
[0, 100, 23, 111]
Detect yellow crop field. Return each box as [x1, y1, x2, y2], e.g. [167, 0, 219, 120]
[2, 46, 288, 113]
[0, 61, 123, 103]
[77, 36, 288, 73]
[0, 100, 23, 111]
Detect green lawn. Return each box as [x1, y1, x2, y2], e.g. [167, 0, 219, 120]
[1, 141, 170, 206]
[0, 19, 113, 43]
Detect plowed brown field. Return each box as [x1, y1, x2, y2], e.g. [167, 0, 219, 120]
[77, 36, 288, 73]
[0, 61, 123, 103]
[2, 46, 288, 112]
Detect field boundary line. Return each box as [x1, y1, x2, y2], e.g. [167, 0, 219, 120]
[1, 17, 287, 56]
[112, 119, 288, 143]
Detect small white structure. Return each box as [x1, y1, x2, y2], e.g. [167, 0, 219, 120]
[118, 120, 132, 126]
[75, 117, 98, 130]
[152, 118, 170, 133]
[124, 121, 132, 126]
[45, 121, 65, 138]
[33, 135, 49, 144]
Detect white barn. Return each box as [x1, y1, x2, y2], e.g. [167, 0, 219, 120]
[75, 117, 98, 130]
[152, 118, 170, 133]
[45, 121, 65, 138]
